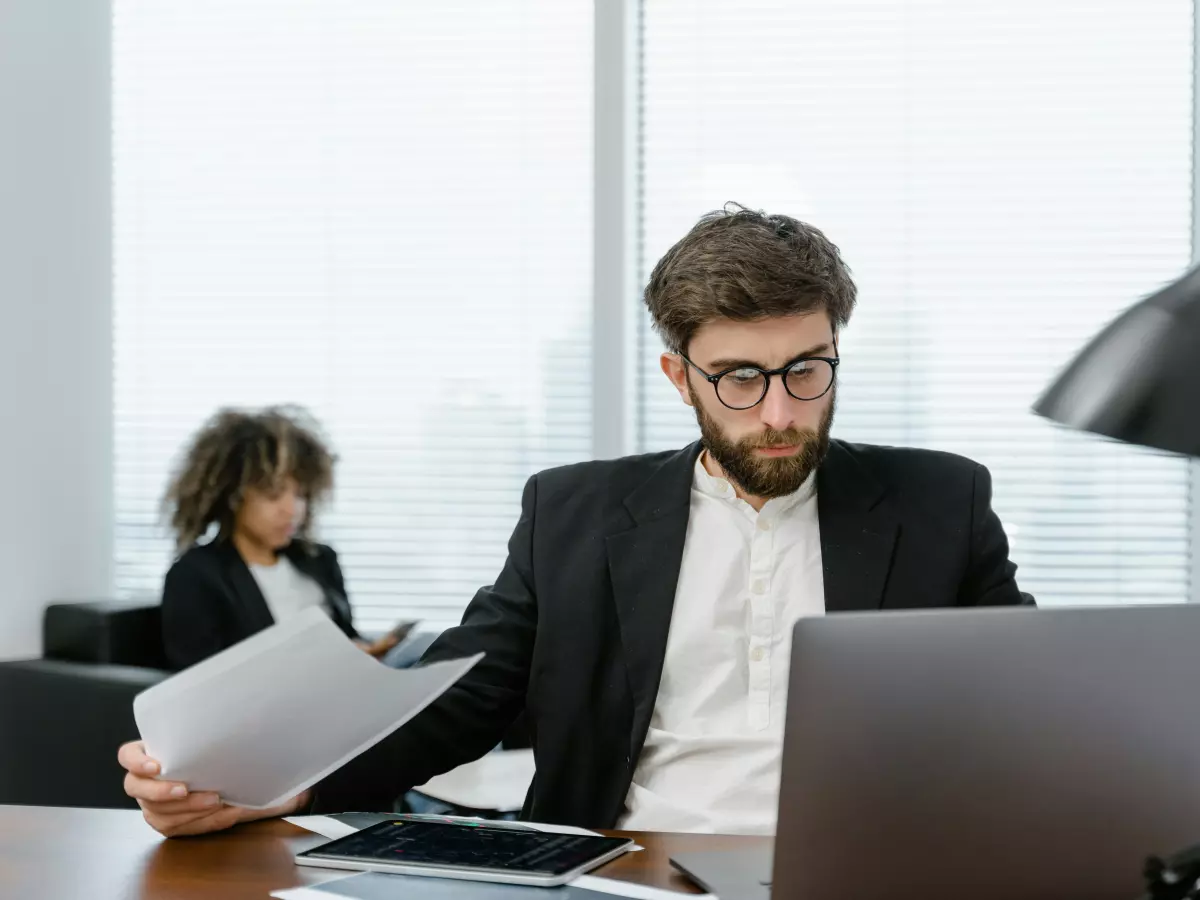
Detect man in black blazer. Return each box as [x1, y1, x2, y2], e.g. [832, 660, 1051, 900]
[120, 205, 1031, 837]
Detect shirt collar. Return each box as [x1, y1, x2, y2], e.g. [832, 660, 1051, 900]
[692, 451, 817, 517]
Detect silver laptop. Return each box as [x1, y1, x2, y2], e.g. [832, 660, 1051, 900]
[677, 604, 1200, 900]
[671, 847, 773, 900]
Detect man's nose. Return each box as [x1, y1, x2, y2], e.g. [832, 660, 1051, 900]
[758, 375, 798, 432]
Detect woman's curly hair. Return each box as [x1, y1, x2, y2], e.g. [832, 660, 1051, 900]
[162, 405, 335, 553]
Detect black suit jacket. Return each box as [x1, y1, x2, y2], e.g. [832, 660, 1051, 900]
[311, 440, 1031, 826]
[161, 539, 359, 671]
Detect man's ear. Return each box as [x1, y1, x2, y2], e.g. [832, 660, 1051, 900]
[660, 353, 694, 407]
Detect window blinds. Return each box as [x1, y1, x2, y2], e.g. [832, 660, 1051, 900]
[113, 0, 594, 631]
[637, 0, 1195, 604]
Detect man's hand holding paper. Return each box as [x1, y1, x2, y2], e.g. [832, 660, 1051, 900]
[119, 607, 479, 836]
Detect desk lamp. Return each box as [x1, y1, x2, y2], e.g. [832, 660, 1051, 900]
[1034, 264, 1200, 455]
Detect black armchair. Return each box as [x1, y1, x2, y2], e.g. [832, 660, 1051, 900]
[0, 602, 525, 810]
[0, 601, 168, 808]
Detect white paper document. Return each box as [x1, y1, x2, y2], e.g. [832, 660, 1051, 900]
[134, 606, 480, 809]
[272, 872, 706, 900]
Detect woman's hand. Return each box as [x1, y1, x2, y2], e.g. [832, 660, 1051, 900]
[355, 635, 401, 659]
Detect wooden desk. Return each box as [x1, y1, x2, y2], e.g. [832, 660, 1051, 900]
[0, 805, 766, 898]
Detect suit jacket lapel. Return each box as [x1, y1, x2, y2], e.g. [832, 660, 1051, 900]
[216, 539, 276, 632]
[607, 442, 701, 762]
[817, 440, 899, 612]
[287, 545, 356, 638]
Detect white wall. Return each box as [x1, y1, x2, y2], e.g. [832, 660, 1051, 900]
[0, 0, 113, 659]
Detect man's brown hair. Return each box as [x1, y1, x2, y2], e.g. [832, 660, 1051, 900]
[644, 203, 857, 353]
[162, 405, 335, 553]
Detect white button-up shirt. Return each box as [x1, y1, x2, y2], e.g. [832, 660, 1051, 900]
[619, 456, 825, 835]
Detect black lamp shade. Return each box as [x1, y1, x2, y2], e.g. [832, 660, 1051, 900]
[1033, 264, 1200, 457]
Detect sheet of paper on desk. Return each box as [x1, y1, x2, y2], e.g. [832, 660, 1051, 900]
[134, 606, 481, 809]
[272, 872, 712, 900]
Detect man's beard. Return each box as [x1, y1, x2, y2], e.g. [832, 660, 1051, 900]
[690, 383, 835, 499]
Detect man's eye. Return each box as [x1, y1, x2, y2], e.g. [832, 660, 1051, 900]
[728, 368, 762, 384]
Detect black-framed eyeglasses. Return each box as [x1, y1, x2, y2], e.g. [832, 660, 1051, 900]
[679, 352, 840, 410]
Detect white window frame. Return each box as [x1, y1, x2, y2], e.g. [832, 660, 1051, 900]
[591, 0, 642, 459]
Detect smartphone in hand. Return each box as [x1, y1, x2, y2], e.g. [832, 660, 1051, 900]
[385, 620, 419, 644]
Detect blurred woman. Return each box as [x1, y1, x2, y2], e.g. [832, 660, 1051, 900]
[159, 406, 397, 670]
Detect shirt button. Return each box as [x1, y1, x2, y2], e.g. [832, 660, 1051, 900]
[751, 646, 766, 662]
[752, 578, 767, 595]
[757, 518, 772, 532]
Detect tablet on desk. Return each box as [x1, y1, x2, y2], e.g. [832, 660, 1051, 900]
[294, 819, 634, 887]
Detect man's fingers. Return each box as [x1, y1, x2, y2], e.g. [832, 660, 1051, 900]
[140, 794, 302, 837]
[138, 793, 222, 816]
[117, 740, 160, 776]
[143, 803, 243, 838]
[162, 805, 244, 837]
[124, 771, 191, 803]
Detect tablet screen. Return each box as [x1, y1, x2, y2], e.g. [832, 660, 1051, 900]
[299, 820, 631, 877]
